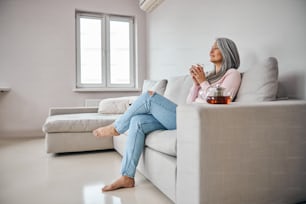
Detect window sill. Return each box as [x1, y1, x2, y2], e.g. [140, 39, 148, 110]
[73, 87, 142, 92]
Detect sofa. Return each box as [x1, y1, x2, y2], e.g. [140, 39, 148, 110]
[43, 57, 306, 204]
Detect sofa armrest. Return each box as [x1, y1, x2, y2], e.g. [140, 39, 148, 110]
[49, 107, 98, 116]
[176, 100, 306, 204]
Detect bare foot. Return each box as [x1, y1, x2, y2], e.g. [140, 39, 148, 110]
[102, 176, 135, 192]
[93, 124, 120, 137]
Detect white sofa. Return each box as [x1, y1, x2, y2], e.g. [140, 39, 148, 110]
[43, 58, 306, 204]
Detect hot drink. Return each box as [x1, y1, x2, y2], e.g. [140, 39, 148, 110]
[206, 96, 231, 104]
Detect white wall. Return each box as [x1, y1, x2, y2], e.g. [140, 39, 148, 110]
[0, 0, 146, 138]
[1, 0, 305, 138]
[147, 0, 306, 99]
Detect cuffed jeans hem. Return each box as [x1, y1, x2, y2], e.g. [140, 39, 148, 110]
[121, 172, 135, 178]
[113, 123, 122, 135]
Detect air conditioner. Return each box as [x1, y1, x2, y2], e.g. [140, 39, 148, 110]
[139, 0, 165, 13]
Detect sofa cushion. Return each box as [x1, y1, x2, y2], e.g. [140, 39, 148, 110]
[98, 96, 138, 114]
[235, 57, 279, 102]
[142, 79, 168, 95]
[163, 75, 193, 105]
[145, 130, 177, 156]
[97, 79, 167, 115]
[43, 113, 120, 133]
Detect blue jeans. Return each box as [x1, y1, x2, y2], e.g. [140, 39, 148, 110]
[114, 92, 177, 178]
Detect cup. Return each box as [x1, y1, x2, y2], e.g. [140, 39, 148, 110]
[193, 63, 213, 77]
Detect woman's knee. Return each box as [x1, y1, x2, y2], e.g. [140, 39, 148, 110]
[130, 115, 145, 130]
[130, 114, 157, 131]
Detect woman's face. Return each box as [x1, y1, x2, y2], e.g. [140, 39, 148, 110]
[209, 42, 223, 64]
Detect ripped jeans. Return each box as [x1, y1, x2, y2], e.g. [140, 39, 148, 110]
[114, 92, 177, 178]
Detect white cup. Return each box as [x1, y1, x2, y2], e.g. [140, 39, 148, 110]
[193, 63, 214, 77]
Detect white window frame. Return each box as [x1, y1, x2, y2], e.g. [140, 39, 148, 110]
[75, 11, 136, 90]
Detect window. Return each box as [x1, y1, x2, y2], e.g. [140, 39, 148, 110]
[76, 12, 136, 89]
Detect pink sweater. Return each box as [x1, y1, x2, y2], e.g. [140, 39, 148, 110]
[186, 69, 241, 104]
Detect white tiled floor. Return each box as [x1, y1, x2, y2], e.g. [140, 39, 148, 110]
[0, 138, 174, 204]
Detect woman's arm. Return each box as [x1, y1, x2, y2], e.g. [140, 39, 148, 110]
[186, 84, 200, 104]
[187, 65, 210, 103]
[218, 69, 241, 99]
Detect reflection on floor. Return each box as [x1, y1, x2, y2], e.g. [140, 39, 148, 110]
[0, 138, 173, 204]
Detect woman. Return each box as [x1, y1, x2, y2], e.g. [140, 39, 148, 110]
[93, 37, 241, 192]
[187, 38, 241, 103]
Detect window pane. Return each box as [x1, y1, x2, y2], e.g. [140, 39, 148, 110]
[80, 18, 102, 84]
[110, 20, 130, 84]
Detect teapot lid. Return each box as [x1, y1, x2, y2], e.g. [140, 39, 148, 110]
[215, 84, 225, 96]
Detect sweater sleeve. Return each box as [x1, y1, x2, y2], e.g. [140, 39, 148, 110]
[218, 69, 241, 99]
[186, 84, 200, 104]
[186, 81, 210, 104]
[199, 81, 211, 99]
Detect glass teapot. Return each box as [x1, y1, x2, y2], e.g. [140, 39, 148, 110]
[206, 84, 234, 104]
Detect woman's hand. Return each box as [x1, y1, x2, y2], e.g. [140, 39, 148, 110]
[189, 64, 207, 85]
[189, 65, 200, 85]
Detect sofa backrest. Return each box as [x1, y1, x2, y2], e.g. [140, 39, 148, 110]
[144, 57, 281, 105]
[235, 57, 279, 102]
[163, 75, 193, 105]
[142, 79, 168, 95]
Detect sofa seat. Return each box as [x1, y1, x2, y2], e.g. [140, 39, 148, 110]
[145, 130, 177, 156]
[113, 129, 177, 157]
[43, 113, 120, 133]
[43, 112, 177, 157]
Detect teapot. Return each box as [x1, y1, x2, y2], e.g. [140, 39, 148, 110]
[206, 84, 233, 104]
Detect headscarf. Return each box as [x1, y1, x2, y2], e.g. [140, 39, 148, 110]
[207, 38, 240, 84]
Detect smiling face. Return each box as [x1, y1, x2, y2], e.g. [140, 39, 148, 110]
[209, 42, 223, 65]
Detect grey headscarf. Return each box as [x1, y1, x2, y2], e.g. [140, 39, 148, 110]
[207, 38, 240, 84]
